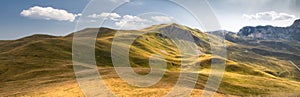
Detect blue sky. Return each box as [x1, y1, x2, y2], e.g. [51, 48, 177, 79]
[0, 0, 88, 40]
[1, 0, 300, 40]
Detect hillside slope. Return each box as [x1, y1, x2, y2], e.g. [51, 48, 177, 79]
[1, 23, 300, 96]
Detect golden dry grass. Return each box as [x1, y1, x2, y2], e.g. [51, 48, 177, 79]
[1, 24, 300, 97]
[1, 67, 300, 97]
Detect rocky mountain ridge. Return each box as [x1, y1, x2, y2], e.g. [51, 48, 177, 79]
[237, 19, 300, 41]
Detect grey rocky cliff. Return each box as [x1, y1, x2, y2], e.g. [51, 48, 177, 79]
[237, 19, 300, 41]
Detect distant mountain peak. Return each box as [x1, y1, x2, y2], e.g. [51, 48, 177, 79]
[237, 19, 300, 41]
[291, 19, 300, 28]
[142, 23, 198, 33]
[17, 34, 59, 41]
[163, 23, 182, 27]
[142, 23, 180, 30]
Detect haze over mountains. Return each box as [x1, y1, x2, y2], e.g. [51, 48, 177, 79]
[1, 19, 300, 96]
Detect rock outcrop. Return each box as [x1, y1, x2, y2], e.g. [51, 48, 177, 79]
[237, 19, 300, 41]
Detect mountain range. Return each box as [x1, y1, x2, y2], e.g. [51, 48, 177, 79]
[237, 19, 300, 41]
[1, 19, 300, 96]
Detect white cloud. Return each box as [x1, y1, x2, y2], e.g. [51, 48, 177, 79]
[151, 16, 173, 23]
[89, 20, 97, 23]
[109, 0, 130, 3]
[239, 11, 300, 30]
[88, 12, 121, 21]
[273, 13, 296, 20]
[20, 6, 80, 22]
[243, 11, 297, 21]
[85, 12, 175, 29]
[115, 15, 151, 29]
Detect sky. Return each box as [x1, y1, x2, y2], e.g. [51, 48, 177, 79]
[0, 0, 300, 40]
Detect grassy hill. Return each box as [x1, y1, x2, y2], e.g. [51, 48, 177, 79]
[1, 23, 300, 96]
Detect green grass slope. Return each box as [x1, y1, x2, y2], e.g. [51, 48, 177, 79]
[0, 23, 300, 96]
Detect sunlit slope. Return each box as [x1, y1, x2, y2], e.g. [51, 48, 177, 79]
[87, 23, 300, 95]
[93, 23, 300, 79]
[0, 23, 300, 96]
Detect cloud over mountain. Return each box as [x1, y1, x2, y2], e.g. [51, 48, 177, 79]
[243, 11, 297, 21]
[86, 12, 174, 30]
[88, 12, 121, 21]
[115, 15, 151, 29]
[151, 16, 173, 23]
[20, 6, 81, 22]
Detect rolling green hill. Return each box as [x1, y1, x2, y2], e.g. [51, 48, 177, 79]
[1, 23, 300, 96]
